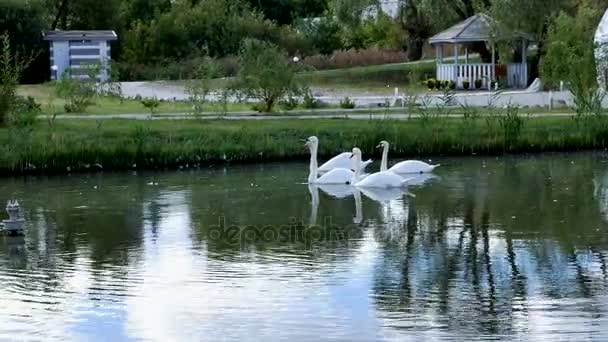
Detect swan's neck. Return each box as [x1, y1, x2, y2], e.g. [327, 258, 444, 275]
[308, 144, 318, 183]
[354, 153, 361, 182]
[380, 144, 389, 172]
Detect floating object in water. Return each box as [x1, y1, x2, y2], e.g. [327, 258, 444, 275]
[1, 200, 25, 236]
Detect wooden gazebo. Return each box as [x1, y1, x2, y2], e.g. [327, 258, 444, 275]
[429, 14, 533, 89]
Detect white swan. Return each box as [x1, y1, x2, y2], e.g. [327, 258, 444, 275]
[378, 141, 440, 174]
[318, 151, 373, 174]
[306, 136, 355, 184]
[352, 148, 412, 188]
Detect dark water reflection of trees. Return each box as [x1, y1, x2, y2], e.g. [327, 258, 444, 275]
[371, 154, 608, 336]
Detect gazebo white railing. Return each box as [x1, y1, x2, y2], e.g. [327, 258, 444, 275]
[429, 14, 533, 90]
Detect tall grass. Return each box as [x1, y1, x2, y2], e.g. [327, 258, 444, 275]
[0, 114, 607, 174]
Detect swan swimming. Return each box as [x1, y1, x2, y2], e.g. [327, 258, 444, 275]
[306, 136, 355, 184]
[318, 151, 373, 174]
[352, 148, 412, 188]
[378, 141, 440, 174]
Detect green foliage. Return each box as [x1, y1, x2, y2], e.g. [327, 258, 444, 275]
[235, 39, 300, 113]
[246, 0, 328, 25]
[279, 95, 300, 111]
[0, 32, 37, 125]
[141, 97, 161, 114]
[301, 87, 321, 109]
[55, 66, 101, 113]
[541, 2, 602, 114]
[0, 0, 47, 83]
[186, 57, 220, 114]
[339, 96, 356, 109]
[296, 17, 343, 54]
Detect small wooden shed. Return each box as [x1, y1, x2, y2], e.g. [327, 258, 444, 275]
[429, 14, 533, 89]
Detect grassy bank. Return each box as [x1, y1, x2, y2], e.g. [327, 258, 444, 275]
[1, 114, 608, 174]
[17, 84, 253, 115]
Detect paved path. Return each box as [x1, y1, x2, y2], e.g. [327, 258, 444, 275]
[119, 81, 580, 109]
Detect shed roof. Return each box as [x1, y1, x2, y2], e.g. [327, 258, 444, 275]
[429, 14, 532, 45]
[43, 30, 118, 41]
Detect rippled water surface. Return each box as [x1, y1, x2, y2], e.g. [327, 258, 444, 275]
[1, 153, 608, 341]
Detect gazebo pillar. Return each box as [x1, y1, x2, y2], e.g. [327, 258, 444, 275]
[490, 45, 496, 90]
[521, 40, 528, 87]
[454, 44, 459, 86]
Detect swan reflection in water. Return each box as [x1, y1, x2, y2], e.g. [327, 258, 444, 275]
[308, 184, 364, 225]
[308, 182, 416, 226]
[404, 173, 440, 187]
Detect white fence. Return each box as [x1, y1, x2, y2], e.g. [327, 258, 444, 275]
[436, 63, 528, 89]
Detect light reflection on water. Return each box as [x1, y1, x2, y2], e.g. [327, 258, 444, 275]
[0, 153, 607, 341]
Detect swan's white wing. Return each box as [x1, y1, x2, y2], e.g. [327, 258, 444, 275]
[315, 168, 354, 185]
[389, 160, 439, 174]
[318, 152, 352, 172]
[355, 171, 404, 188]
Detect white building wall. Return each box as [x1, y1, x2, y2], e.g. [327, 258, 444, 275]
[50, 39, 113, 81]
[50, 41, 70, 80]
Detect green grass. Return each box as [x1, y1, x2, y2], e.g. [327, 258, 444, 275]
[1, 114, 608, 174]
[17, 84, 252, 115]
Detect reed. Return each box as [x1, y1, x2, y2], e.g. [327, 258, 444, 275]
[0, 115, 607, 174]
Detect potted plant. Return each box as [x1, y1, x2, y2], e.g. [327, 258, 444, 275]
[443, 80, 449, 89]
[426, 78, 436, 90]
[448, 80, 456, 90]
[436, 80, 444, 90]
[490, 80, 498, 90]
[474, 79, 483, 89]
[462, 80, 470, 90]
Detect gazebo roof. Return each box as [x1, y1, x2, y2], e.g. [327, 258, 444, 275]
[429, 14, 532, 45]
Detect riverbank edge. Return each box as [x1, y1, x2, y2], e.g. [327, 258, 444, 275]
[1, 117, 607, 175]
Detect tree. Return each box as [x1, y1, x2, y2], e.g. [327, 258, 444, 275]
[247, 0, 329, 25]
[540, 1, 603, 113]
[235, 39, 300, 112]
[488, 0, 575, 79]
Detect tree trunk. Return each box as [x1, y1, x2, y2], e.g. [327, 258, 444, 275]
[407, 38, 425, 61]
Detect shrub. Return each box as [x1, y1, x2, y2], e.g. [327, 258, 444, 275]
[474, 79, 483, 89]
[448, 80, 456, 90]
[55, 65, 102, 113]
[10, 96, 40, 127]
[186, 57, 219, 114]
[234, 39, 300, 113]
[279, 95, 299, 111]
[339, 97, 356, 109]
[302, 87, 320, 109]
[463, 80, 470, 90]
[141, 97, 161, 114]
[426, 78, 436, 90]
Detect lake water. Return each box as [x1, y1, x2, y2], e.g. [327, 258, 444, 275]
[1, 153, 608, 341]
